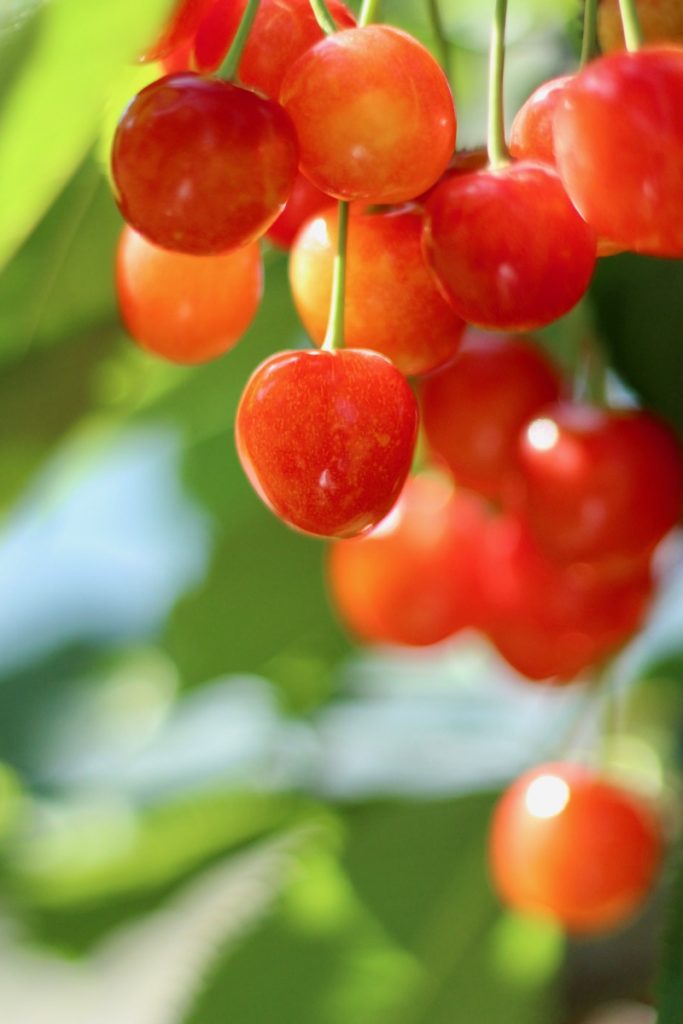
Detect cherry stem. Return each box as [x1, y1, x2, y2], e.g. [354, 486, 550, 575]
[427, 0, 453, 86]
[322, 200, 350, 352]
[580, 0, 597, 67]
[220, 0, 261, 79]
[487, 0, 510, 169]
[358, 0, 382, 28]
[309, 0, 338, 35]
[618, 0, 644, 50]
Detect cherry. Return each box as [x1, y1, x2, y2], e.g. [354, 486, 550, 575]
[422, 162, 597, 331]
[327, 473, 489, 647]
[420, 331, 562, 500]
[111, 73, 298, 255]
[289, 205, 466, 377]
[116, 226, 262, 363]
[554, 48, 683, 258]
[490, 762, 662, 933]
[476, 514, 653, 681]
[513, 402, 683, 565]
[598, 0, 683, 52]
[280, 25, 456, 204]
[140, 0, 216, 62]
[194, 0, 355, 97]
[235, 348, 418, 538]
[266, 172, 331, 250]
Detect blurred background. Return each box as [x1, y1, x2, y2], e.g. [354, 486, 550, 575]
[1, 0, 683, 1021]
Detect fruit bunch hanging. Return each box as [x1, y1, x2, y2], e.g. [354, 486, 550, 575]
[109, 0, 683, 938]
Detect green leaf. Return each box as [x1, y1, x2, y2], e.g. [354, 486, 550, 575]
[0, 0, 173, 271]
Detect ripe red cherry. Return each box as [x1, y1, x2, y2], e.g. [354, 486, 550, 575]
[420, 332, 562, 499]
[477, 514, 653, 681]
[194, 0, 355, 97]
[140, 0, 216, 62]
[235, 348, 418, 538]
[266, 172, 331, 250]
[554, 48, 683, 257]
[490, 762, 662, 933]
[116, 226, 262, 363]
[289, 206, 466, 377]
[423, 162, 596, 330]
[327, 473, 489, 647]
[509, 75, 571, 165]
[111, 73, 298, 255]
[280, 25, 456, 204]
[514, 402, 683, 565]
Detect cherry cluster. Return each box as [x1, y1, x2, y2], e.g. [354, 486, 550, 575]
[109, 0, 683, 938]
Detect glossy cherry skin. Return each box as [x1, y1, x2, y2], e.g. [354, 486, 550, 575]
[423, 162, 597, 331]
[140, 0, 216, 62]
[514, 402, 683, 565]
[420, 332, 562, 500]
[289, 206, 465, 377]
[328, 473, 489, 646]
[235, 348, 419, 538]
[477, 514, 653, 681]
[194, 0, 355, 97]
[116, 226, 262, 363]
[111, 73, 298, 255]
[598, 0, 683, 52]
[554, 48, 683, 257]
[490, 763, 662, 934]
[280, 25, 456, 204]
[266, 172, 331, 250]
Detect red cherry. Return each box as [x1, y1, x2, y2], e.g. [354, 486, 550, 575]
[423, 162, 596, 331]
[477, 515, 653, 681]
[509, 75, 572, 165]
[140, 0, 216, 62]
[554, 48, 683, 257]
[289, 206, 466, 377]
[194, 0, 355, 97]
[490, 762, 662, 933]
[111, 73, 298, 255]
[280, 25, 456, 204]
[266, 172, 331, 250]
[327, 473, 489, 646]
[116, 226, 262, 363]
[514, 402, 683, 565]
[235, 348, 418, 538]
[420, 332, 562, 499]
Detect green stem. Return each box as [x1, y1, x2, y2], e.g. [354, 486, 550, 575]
[308, 0, 338, 35]
[618, 0, 643, 51]
[426, 0, 453, 85]
[487, 0, 509, 169]
[358, 0, 382, 28]
[580, 0, 597, 66]
[220, 0, 261, 80]
[322, 201, 349, 351]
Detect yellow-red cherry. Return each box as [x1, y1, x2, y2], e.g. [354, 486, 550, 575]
[490, 763, 663, 933]
[420, 332, 562, 500]
[266, 172, 331, 250]
[111, 73, 298, 255]
[116, 226, 262, 364]
[515, 402, 683, 565]
[327, 473, 489, 647]
[289, 205, 466, 377]
[554, 48, 683, 257]
[280, 25, 456, 204]
[423, 162, 597, 331]
[235, 348, 418, 538]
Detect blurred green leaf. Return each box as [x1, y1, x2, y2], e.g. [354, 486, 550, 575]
[0, 0, 173, 273]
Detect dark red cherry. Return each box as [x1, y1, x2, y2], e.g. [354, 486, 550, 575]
[423, 162, 597, 331]
[420, 331, 562, 500]
[514, 402, 683, 565]
[235, 348, 419, 538]
[111, 73, 298, 255]
[140, 0, 216, 62]
[266, 172, 331, 250]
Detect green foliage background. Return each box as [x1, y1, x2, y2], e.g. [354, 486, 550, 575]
[0, 1, 682, 1022]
